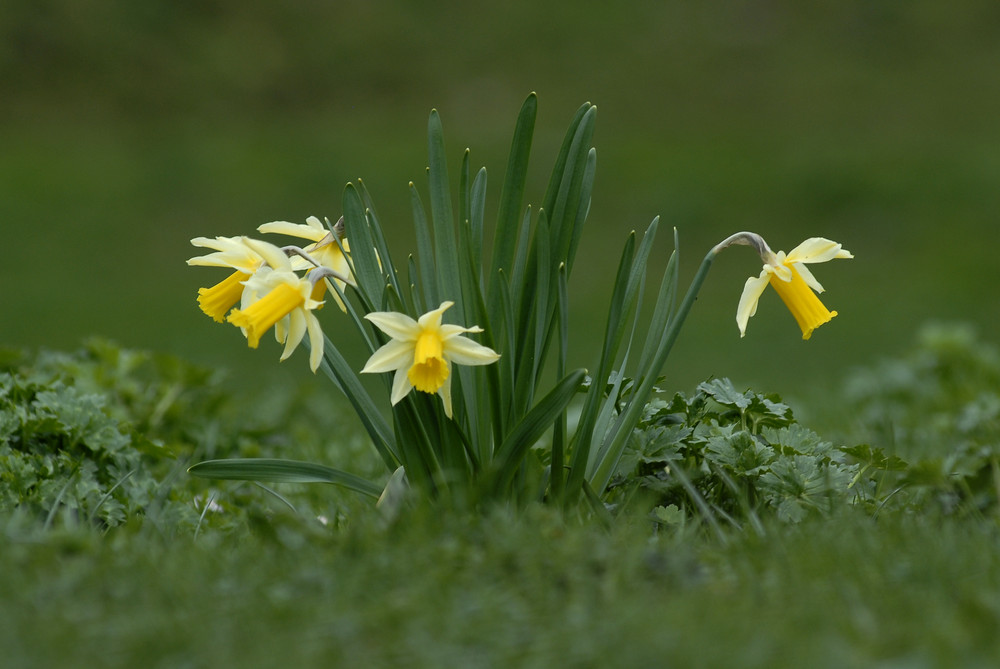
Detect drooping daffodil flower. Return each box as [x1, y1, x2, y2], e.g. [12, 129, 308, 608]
[727, 235, 853, 340]
[361, 301, 500, 418]
[187, 236, 265, 322]
[226, 238, 327, 372]
[258, 216, 355, 311]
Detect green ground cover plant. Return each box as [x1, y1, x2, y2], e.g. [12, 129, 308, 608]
[0, 340, 379, 538]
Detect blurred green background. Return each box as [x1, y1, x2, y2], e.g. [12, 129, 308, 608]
[2, 0, 999, 412]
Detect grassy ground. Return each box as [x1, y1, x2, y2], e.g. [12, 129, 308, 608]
[3, 507, 998, 668]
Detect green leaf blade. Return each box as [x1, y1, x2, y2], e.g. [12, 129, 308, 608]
[188, 458, 383, 499]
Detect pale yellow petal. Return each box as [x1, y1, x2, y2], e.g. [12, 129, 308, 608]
[187, 236, 262, 272]
[242, 237, 293, 271]
[737, 272, 770, 337]
[443, 335, 500, 366]
[793, 263, 825, 293]
[390, 367, 414, 406]
[417, 301, 454, 330]
[361, 340, 414, 374]
[306, 313, 325, 372]
[257, 221, 321, 242]
[437, 371, 454, 418]
[274, 314, 288, 344]
[365, 311, 420, 341]
[439, 323, 483, 339]
[280, 310, 307, 361]
[785, 238, 845, 264]
[300, 216, 334, 238]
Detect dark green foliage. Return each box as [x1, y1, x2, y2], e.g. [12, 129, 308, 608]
[838, 323, 1000, 516]
[1, 347, 172, 528]
[613, 324, 1000, 529]
[612, 377, 857, 526]
[0, 339, 381, 534]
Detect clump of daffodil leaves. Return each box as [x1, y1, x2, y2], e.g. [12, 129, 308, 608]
[187, 94, 853, 513]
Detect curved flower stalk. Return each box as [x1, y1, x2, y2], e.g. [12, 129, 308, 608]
[258, 215, 354, 311]
[187, 236, 265, 322]
[227, 238, 328, 372]
[718, 233, 853, 340]
[361, 301, 500, 418]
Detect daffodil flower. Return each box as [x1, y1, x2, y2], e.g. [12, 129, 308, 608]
[361, 301, 500, 418]
[735, 236, 853, 340]
[226, 238, 327, 372]
[187, 236, 265, 322]
[258, 216, 354, 311]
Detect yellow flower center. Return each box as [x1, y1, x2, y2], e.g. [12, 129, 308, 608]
[197, 271, 251, 322]
[227, 282, 305, 348]
[408, 330, 449, 393]
[768, 267, 837, 340]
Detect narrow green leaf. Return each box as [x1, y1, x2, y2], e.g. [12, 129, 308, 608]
[406, 254, 425, 314]
[507, 206, 534, 320]
[589, 241, 721, 496]
[494, 270, 517, 434]
[541, 102, 591, 218]
[318, 337, 398, 469]
[327, 270, 378, 354]
[409, 183, 438, 309]
[529, 212, 552, 383]
[544, 105, 596, 258]
[459, 148, 471, 235]
[342, 183, 384, 309]
[492, 368, 586, 493]
[564, 147, 597, 274]
[356, 179, 405, 308]
[389, 393, 443, 497]
[512, 211, 551, 415]
[581, 479, 614, 529]
[591, 221, 680, 490]
[587, 221, 658, 479]
[550, 263, 569, 499]
[188, 458, 383, 499]
[470, 166, 488, 287]
[427, 110, 462, 311]
[637, 245, 678, 373]
[565, 230, 636, 498]
[488, 93, 537, 300]
[496, 268, 517, 429]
